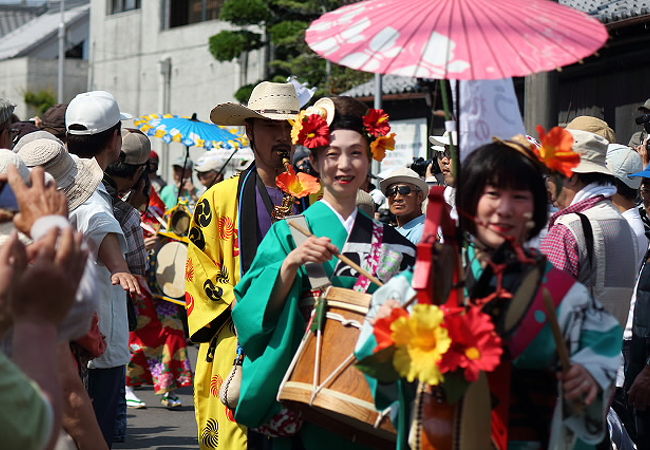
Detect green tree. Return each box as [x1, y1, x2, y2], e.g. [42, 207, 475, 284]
[209, 0, 371, 102]
[24, 89, 56, 116]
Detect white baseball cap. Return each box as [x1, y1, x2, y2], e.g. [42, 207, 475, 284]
[66, 91, 132, 135]
[606, 143, 643, 190]
[195, 153, 222, 173]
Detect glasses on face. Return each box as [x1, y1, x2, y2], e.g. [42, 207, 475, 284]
[386, 185, 419, 197]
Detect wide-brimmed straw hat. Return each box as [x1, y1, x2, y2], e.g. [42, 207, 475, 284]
[210, 81, 299, 126]
[17, 138, 103, 211]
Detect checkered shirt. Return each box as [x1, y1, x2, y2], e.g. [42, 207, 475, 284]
[540, 195, 605, 279]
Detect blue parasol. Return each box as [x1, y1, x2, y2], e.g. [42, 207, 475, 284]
[133, 113, 248, 150]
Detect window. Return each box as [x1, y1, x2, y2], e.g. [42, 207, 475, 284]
[166, 0, 223, 29]
[110, 0, 141, 15]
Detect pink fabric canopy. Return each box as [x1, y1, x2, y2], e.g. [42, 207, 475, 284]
[306, 0, 608, 80]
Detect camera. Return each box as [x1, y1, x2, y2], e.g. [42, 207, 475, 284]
[635, 114, 650, 125]
[410, 157, 433, 178]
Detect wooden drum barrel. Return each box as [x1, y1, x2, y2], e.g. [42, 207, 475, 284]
[278, 286, 396, 448]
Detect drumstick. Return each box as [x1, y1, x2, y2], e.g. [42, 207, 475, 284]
[542, 288, 586, 415]
[288, 221, 384, 287]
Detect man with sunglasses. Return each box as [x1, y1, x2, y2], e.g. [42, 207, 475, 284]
[0, 98, 17, 149]
[380, 166, 429, 244]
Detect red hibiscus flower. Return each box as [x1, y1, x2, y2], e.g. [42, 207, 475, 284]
[373, 306, 409, 352]
[297, 114, 330, 148]
[535, 125, 581, 177]
[363, 109, 391, 137]
[276, 164, 321, 198]
[439, 306, 503, 382]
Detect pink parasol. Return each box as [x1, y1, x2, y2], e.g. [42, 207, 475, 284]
[306, 0, 608, 80]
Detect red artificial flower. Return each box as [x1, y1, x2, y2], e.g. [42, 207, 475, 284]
[276, 164, 321, 199]
[297, 114, 330, 148]
[363, 109, 391, 137]
[439, 306, 503, 382]
[373, 306, 409, 352]
[535, 125, 581, 177]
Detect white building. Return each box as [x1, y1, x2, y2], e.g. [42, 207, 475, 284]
[0, 1, 89, 119]
[89, 0, 264, 178]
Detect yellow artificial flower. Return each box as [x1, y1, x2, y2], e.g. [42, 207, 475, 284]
[391, 304, 451, 385]
[290, 111, 307, 145]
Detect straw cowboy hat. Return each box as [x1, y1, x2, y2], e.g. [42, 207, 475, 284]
[17, 138, 103, 212]
[210, 81, 300, 126]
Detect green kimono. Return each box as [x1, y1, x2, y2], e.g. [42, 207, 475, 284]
[233, 201, 416, 449]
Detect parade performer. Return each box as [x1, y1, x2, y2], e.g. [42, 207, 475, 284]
[186, 81, 306, 450]
[232, 96, 416, 448]
[365, 138, 622, 449]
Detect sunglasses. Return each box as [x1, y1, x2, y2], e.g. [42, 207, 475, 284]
[386, 185, 420, 197]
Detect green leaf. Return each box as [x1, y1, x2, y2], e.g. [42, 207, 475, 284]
[208, 30, 263, 62]
[233, 83, 257, 104]
[269, 20, 308, 47]
[356, 346, 401, 383]
[220, 0, 271, 25]
[441, 371, 470, 405]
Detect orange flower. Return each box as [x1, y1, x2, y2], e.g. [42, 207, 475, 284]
[276, 165, 321, 198]
[370, 133, 396, 162]
[535, 125, 580, 177]
[373, 306, 409, 352]
[363, 109, 391, 136]
[297, 114, 330, 148]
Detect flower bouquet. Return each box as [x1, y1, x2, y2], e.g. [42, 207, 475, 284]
[358, 302, 503, 402]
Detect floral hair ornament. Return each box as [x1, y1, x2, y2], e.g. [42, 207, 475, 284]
[290, 98, 395, 161]
[535, 125, 580, 177]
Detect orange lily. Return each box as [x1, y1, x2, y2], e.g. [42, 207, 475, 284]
[370, 133, 396, 162]
[276, 165, 321, 199]
[535, 125, 580, 177]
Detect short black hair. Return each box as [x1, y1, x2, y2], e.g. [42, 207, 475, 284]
[574, 171, 616, 187]
[67, 122, 121, 158]
[457, 142, 549, 239]
[613, 177, 639, 202]
[106, 152, 147, 179]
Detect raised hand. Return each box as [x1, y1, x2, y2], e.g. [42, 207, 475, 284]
[8, 165, 67, 236]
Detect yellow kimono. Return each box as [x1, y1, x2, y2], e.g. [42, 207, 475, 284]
[186, 175, 246, 450]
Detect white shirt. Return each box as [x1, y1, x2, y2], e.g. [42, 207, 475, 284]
[622, 207, 648, 266]
[69, 184, 130, 369]
[320, 199, 358, 235]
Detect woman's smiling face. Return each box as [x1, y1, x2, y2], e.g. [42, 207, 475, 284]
[475, 185, 534, 248]
[311, 129, 370, 200]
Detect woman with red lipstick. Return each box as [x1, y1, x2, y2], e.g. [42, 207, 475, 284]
[230, 97, 416, 448]
[366, 140, 622, 449]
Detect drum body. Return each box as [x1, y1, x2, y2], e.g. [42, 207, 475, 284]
[415, 375, 491, 450]
[153, 239, 188, 300]
[278, 286, 396, 448]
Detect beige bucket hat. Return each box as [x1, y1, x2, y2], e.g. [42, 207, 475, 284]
[210, 81, 300, 126]
[379, 167, 429, 195]
[567, 129, 613, 176]
[566, 116, 615, 144]
[17, 138, 103, 211]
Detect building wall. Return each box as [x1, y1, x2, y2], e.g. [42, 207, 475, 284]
[0, 57, 87, 119]
[89, 1, 265, 180]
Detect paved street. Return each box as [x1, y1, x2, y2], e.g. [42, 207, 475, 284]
[115, 346, 198, 450]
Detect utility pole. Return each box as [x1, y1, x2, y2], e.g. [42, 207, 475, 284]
[57, 0, 65, 103]
[524, 0, 559, 131]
